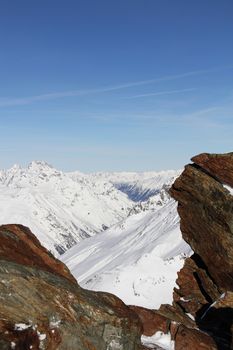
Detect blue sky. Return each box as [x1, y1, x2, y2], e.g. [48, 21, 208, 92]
[0, 0, 232, 171]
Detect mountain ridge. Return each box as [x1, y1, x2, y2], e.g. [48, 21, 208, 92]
[0, 161, 180, 256]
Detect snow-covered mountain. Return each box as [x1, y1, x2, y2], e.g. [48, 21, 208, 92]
[0, 162, 132, 255]
[62, 190, 192, 309]
[0, 160, 192, 320]
[0, 161, 180, 257]
[80, 170, 180, 202]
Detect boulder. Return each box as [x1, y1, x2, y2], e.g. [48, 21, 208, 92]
[129, 304, 195, 339]
[129, 306, 170, 336]
[175, 325, 218, 350]
[163, 152, 233, 350]
[170, 162, 233, 291]
[173, 255, 220, 317]
[191, 152, 233, 187]
[0, 224, 142, 350]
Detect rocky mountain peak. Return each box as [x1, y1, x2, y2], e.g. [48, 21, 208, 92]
[28, 160, 53, 169]
[10, 163, 22, 171]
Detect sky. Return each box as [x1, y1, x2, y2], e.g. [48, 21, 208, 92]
[0, 0, 232, 172]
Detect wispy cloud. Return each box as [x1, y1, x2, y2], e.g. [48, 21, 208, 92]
[0, 65, 232, 107]
[156, 105, 232, 129]
[125, 88, 196, 99]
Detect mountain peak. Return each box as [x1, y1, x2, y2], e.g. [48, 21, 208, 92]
[9, 163, 21, 172]
[28, 160, 53, 170]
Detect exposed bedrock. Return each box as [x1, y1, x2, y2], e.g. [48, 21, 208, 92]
[170, 155, 233, 291]
[133, 152, 233, 349]
[0, 224, 142, 350]
[191, 152, 233, 188]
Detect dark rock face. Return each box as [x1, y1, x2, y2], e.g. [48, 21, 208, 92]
[133, 153, 233, 350]
[0, 224, 142, 350]
[197, 292, 233, 350]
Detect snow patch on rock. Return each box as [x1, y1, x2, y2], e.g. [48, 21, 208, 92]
[141, 331, 174, 350]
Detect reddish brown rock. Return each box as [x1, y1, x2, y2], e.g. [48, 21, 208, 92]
[135, 153, 233, 349]
[0, 224, 142, 350]
[173, 255, 220, 317]
[158, 304, 196, 329]
[192, 152, 233, 187]
[0, 224, 76, 284]
[174, 257, 207, 315]
[213, 291, 233, 309]
[170, 163, 233, 291]
[129, 303, 195, 340]
[129, 306, 170, 336]
[165, 152, 233, 350]
[175, 325, 218, 350]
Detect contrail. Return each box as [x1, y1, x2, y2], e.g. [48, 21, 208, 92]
[0, 65, 232, 107]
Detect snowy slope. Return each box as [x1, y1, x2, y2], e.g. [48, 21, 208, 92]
[0, 162, 132, 255]
[85, 170, 181, 201]
[114, 171, 181, 202]
[0, 162, 180, 256]
[62, 191, 192, 309]
[0, 161, 183, 255]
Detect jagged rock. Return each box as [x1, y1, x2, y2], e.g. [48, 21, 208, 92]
[0, 224, 76, 284]
[129, 306, 170, 336]
[173, 254, 220, 317]
[175, 325, 218, 350]
[157, 152, 233, 350]
[170, 161, 233, 291]
[129, 304, 195, 338]
[0, 224, 142, 350]
[157, 304, 196, 329]
[192, 152, 233, 187]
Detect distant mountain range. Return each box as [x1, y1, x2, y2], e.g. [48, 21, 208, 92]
[0, 161, 191, 309]
[0, 161, 180, 256]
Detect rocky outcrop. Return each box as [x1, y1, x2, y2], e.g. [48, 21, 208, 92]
[191, 152, 233, 187]
[129, 304, 195, 337]
[172, 153, 233, 349]
[173, 254, 220, 317]
[170, 160, 233, 291]
[0, 224, 142, 350]
[0, 224, 76, 284]
[174, 325, 218, 350]
[129, 306, 172, 337]
[133, 153, 233, 349]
